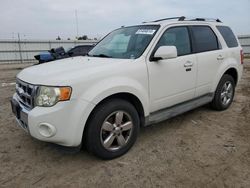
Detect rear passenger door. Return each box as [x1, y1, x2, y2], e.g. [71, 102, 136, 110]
[190, 26, 222, 97]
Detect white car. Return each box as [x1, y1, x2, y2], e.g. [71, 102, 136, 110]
[11, 17, 244, 159]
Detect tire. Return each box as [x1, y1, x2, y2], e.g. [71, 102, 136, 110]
[85, 99, 140, 159]
[211, 74, 235, 111]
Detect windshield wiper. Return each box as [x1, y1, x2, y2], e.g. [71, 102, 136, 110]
[93, 54, 112, 58]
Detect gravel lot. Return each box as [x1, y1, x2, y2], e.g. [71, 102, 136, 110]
[0, 60, 250, 187]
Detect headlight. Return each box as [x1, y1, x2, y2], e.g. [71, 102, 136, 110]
[35, 86, 72, 107]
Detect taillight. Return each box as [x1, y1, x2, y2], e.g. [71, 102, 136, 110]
[240, 50, 244, 64]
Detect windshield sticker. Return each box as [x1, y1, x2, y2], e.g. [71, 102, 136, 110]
[136, 29, 156, 35]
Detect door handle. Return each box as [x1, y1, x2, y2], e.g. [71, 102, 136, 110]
[217, 55, 224, 60]
[184, 61, 193, 67]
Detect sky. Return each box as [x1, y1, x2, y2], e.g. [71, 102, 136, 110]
[0, 0, 249, 40]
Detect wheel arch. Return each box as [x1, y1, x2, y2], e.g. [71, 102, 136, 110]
[211, 65, 239, 93]
[81, 92, 146, 146]
[86, 92, 146, 128]
[223, 68, 238, 85]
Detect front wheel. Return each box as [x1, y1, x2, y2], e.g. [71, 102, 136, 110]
[85, 99, 140, 159]
[211, 74, 235, 111]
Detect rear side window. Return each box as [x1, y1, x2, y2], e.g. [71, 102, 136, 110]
[191, 26, 219, 53]
[216, 26, 238, 48]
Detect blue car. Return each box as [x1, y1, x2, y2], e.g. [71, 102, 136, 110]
[35, 51, 54, 63]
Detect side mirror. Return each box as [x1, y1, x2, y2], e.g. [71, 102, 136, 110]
[152, 46, 177, 61]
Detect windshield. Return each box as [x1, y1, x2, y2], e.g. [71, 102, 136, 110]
[65, 47, 73, 53]
[88, 25, 159, 59]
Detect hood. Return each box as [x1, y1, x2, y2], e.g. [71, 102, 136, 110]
[17, 56, 133, 85]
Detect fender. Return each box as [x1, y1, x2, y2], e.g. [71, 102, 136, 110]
[78, 76, 150, 116]
[69, 76, 149, 146]
[211, 57, 240, 93]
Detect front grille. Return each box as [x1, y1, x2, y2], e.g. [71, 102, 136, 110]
[16, 79, 36, 109]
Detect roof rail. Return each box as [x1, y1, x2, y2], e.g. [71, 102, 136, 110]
[142, 16, 185, 23]
[144, 16, 222, 23]
[152, 16, 186, 22]
[189, 18, 222, 22]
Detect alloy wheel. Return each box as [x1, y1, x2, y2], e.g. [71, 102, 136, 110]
[100, 111, 133, 151]
[220, 81, 233, 106]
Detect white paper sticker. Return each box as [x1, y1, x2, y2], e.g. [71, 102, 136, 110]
[135, 29, 156, 35]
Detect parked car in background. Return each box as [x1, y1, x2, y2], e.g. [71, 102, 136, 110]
[34, 45, 94, 64]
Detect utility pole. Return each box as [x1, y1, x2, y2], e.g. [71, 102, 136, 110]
[17, 33, 23, 63]
[75, 10, 79, 39]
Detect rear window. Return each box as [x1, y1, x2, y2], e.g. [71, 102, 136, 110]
[191, 26, 219, 53]
[216, 26, 238, 48]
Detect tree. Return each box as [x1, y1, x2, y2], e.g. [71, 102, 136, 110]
[56, 36, 61, 40]
[78, 35, 88, 40]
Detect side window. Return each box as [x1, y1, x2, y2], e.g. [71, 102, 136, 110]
[71, 47, 81, 54]
[80, 46, 91, 54]
[74, 46, 93, 55]
[191, 26, 219, 53]
[76, 46, 88, 54]
[156, 27, 191, 56]
[216, 26, 238, 48]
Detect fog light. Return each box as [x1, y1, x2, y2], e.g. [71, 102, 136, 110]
[38, 123, 56, 138]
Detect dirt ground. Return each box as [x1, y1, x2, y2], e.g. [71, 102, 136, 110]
[0, 60, 249, 188]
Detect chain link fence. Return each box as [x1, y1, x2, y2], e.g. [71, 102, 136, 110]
[0, 40, 97, 64]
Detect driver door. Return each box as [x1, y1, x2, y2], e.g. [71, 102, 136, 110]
[147, 26, 197, 112]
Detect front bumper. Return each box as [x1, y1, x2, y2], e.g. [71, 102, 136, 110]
[10, 97, 29, 132]
[11, 93, 95, 147]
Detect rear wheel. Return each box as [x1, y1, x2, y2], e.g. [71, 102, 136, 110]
[211, 74, 235, 111]
[85, 99, 140, 159]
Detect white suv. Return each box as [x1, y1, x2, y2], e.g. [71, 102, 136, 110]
[11, 17, 244, 159]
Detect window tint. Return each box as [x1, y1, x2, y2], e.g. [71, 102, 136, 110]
[156, 27, 191, 56]
[191, 26, 219, 53]
[216, 26, 238, 48]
